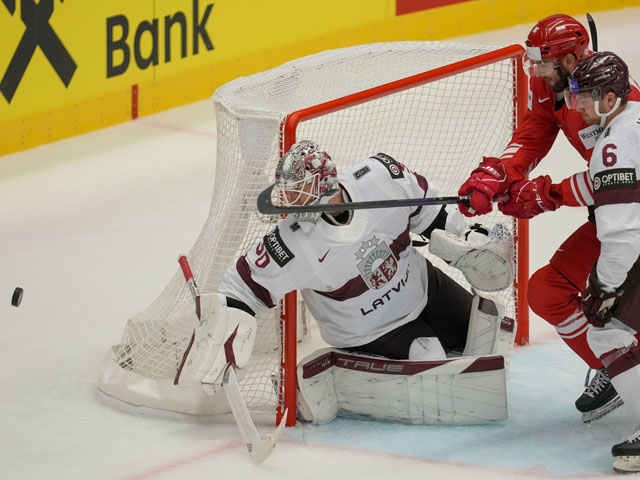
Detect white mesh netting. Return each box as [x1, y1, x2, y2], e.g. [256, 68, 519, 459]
[98, 41, 525, 418]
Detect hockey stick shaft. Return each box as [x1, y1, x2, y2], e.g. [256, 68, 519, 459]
[222, 366, 288, 464]
[586, 13, 598, 52]
[174, 254, 201, 384]
[178, 254, 201, 319]
[257, 184, 468, 215]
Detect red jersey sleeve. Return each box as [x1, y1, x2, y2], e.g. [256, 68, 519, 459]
[500, 76, 560, 182]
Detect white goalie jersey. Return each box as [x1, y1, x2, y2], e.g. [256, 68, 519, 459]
[220, 154, 466, 348]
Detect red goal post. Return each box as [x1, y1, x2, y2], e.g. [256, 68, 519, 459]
[278, 43, 529, 426]
[97, 42, 529, 429]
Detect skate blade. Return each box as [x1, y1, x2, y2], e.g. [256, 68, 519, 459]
[613, 455, 640, 474]
[582, 396, 624, 424]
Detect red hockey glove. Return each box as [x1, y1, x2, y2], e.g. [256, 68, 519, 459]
[581, 264, 623, 327]
[497, 175, 561, 220]
[458, 157, 509, 217]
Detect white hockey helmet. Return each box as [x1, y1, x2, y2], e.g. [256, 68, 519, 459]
[275, 140, 338, 227]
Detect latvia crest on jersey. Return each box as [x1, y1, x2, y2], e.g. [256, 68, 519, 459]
[355, 236, 398, 289]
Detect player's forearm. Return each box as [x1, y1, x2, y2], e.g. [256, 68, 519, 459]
[554, 172, 594, 207]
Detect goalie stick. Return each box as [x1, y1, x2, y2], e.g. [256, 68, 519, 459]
[177, 254, 287, 464]
[256, 184, 468, 215]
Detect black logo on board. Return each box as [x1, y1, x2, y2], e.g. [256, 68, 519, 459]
[1, 0, 77, 103]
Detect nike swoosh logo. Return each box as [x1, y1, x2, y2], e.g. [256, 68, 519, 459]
[318, 249, 331, 263]
[538, 97, 550, 103]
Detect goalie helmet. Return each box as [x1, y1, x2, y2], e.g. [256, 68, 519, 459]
[524, 14, 589, 78]
[275, 140, 338, 228]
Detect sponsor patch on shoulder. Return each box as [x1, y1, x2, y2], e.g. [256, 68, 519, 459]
[578, 124, 603, 149]
[593, 168, 637, 193]
[263, 227, 294, 267]
[353, 165, 371, 180]
[372, 153, 404, 179]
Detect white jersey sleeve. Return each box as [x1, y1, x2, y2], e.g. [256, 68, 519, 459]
[590, 102, 640, 290]
[218, 221, 303, 315]
[365, 153, 465, 237]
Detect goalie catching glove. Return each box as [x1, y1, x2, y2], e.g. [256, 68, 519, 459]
[428, 223, 515, 292]
[175, 293, 257, 394]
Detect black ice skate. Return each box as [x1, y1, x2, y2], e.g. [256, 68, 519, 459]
[575, 367, 623, 423]
[613, 427, 640, 473]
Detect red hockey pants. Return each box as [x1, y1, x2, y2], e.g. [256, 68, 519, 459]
[528, 221, 603, 368]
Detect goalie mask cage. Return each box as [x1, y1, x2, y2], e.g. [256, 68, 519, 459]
[98, 41, 528, 427]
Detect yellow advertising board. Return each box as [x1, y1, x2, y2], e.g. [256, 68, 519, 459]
[1, 0, 639, 155]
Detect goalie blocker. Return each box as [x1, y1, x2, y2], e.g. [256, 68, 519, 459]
[297, 295, 516, 424]
[175, 293, 257, 394]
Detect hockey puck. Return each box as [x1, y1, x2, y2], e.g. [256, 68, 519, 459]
[11, 287, 23, 307]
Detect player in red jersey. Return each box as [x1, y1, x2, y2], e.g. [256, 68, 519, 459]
[457, 13, 640, 423]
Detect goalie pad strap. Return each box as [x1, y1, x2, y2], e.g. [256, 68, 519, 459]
[463, 295, 516, 369]
[297, 348, 507, 425]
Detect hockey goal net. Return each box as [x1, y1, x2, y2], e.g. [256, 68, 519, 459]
[98, 41, 528, 427]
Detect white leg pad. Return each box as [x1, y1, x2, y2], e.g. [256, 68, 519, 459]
[297, 348, 507, 425]
[296, 354, 339, 425]
[463, 295, 516, 370]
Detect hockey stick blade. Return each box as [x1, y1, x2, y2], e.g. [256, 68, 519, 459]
[257, 184, 468, 215]
[222, 365, 286, 464]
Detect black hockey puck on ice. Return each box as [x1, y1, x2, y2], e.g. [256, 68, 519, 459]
[11, 287, 23, 307]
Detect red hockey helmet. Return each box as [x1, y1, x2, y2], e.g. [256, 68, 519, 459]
[525, 14, 590, 77]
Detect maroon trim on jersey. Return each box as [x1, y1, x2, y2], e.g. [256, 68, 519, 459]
[301, 351, 505, 378]
[314, 226, 412, 301]
[389, 223, 412, 259]
[601, 344, 640, 379]
[315, 275, 369, 301]
[409, 172, 429, 219]
[235, 255, 275, 308]
[594, 181, 640, 207]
